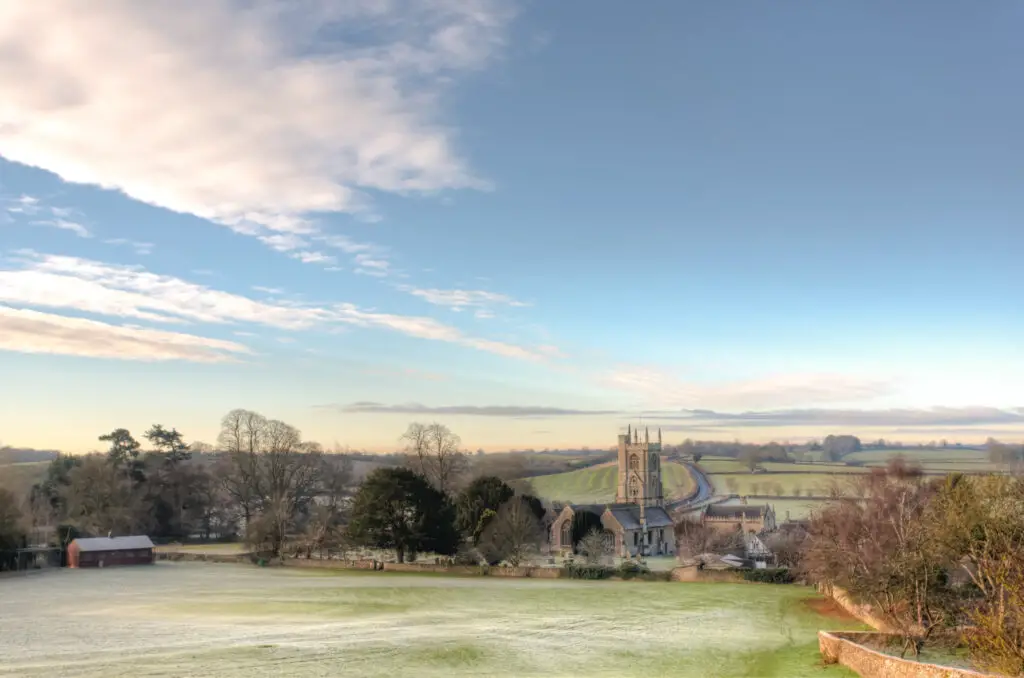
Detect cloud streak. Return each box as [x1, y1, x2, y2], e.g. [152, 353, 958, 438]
[0, 252, 557, 361]
[0, 1, 511, 259]
[645, 407, 1024, 429]
[0, 305, 249, 363]
[330, 402, 620, 417]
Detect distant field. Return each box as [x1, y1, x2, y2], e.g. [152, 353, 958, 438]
[0, 460, 49, 492]
[708, 472, 860, 498]
[844, 447, 1004, 472]
[516, 461, 695, 504]
[697, 457, 858, 475]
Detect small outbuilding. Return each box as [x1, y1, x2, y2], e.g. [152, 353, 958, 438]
[67, 536, 155, 568]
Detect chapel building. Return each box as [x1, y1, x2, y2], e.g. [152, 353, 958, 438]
[550, 426, 676, 558]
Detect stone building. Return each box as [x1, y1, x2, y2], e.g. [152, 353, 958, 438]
[550, 426, 675, 557]
[700, 503, 776, 534]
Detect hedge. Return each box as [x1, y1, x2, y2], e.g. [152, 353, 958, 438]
[740, 568, 795, 584]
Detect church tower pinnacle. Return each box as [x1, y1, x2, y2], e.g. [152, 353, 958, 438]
[615, 427, 664, 508]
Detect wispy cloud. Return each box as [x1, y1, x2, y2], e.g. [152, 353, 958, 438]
[4, 194, 41, 215]
[3, 193, 92, 237]
[604, 366, 891, 410]
[0, 305, 249, 363]
[649, 406, 1024, 429]
[0, 1, 511, 259]
[32, 218, 91, 238]
[0, 252, 558, 361]
[328, 402, 619, 417]
[398, 285, 529, 313]
[104, 238, 154, 255]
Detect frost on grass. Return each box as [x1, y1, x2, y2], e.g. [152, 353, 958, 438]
[0, 563, 856, 677]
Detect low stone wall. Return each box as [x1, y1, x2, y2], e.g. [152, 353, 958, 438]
[670, 565, 744, 583]
[819, 583, 896, 632]
[819, 632, 997, 678]
[286, 559, 565, 578]
[156, 551, 253, 564]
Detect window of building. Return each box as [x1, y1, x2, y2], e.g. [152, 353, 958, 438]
[560, 522, 571, 546]
[629, 454, 639, 471]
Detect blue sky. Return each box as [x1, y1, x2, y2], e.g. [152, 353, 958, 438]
[1, 1, 1022, 453]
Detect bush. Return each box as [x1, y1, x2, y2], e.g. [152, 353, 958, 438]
[563, 562, 614, 580]
[617, 561, 651, 580]
[741, 568, 794, 584]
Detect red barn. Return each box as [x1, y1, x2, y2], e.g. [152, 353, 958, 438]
[67, 536, 155, 568]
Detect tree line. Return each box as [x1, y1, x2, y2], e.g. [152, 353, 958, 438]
[0, 411, 550, 570]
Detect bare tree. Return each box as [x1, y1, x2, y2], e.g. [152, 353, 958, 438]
[675, 520, 743, 559]
[803, 463, 949, 657]
[478, 497, 544, 566]
[401, 422, 465, 494]
[215, 409, 323, 556]
[576, 528, 609, 565]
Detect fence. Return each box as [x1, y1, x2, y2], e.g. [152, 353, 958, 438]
[0, 547, 63, 573]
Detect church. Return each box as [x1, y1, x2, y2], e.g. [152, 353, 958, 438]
[550, 426, 676, 558]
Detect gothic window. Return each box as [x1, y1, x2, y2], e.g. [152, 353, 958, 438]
[629, 454, 639, 471]
[650, 454, 658, 469]
[629, 476, 640, 499]
[560, 521, 571, 547]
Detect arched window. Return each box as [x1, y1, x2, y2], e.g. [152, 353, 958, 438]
[650, 454, 658, 469]
[629, 454, 640, 471]
[560, 521, 571, 547]
[629, 476, 640, 499]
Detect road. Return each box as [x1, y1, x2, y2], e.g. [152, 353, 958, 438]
[665, 461, 715, 512]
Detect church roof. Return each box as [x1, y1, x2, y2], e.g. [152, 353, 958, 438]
[607, 505, 674, 530]
[564, 503, 608, 517]
[704, 504, 771, 520]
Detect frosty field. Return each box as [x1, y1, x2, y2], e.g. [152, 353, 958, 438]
[0, 563, 860, 677]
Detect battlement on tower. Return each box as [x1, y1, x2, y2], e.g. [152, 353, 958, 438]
[615, 425, 664, 508]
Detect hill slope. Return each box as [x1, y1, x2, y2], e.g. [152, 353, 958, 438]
[516, 462, 695, 504]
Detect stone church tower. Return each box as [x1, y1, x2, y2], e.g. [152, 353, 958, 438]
[615, 425, 664, 508]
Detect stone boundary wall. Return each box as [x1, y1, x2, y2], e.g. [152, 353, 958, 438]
[156, 551, 253, 564]
[155, 552, 754, 584]
[818, 583, 895, 632]
[819, 632, 997, 678]
[670, 565, 744, 583]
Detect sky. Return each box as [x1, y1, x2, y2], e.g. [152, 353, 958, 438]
[1, 1, 1023, 453]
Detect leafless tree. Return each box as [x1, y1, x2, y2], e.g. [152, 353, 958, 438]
[675, 520, 743, 559]
[478, 496, 545, 567]
[803, 462, 949, 657]
[215, 409, 323, 556]
[575, 528, 608, 565]
[401, 422, 466, 494]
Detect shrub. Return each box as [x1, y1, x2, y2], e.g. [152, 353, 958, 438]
[741, 568, 794, 584]
[563, 562, 613, 580]
[617, 561, 650, 580]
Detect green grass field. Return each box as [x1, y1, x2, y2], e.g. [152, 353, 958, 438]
[517, 461, 695, 504]
[843, 447, 1004, 473]
[0, 563, 864, 677]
